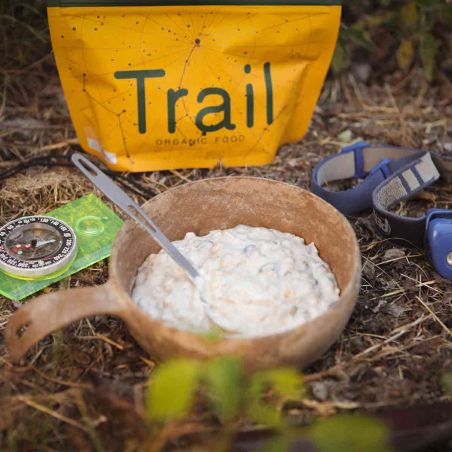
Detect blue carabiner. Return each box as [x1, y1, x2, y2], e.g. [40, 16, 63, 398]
[425, 209, 452, 279]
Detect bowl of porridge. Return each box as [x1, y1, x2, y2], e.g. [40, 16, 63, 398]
[6, 177, 361, 370]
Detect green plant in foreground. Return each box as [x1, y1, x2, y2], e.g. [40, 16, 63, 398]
[309, 414, 389, 452]
[145, 357, 391, 451]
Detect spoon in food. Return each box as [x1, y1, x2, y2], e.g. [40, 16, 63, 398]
[72, 153, 199, 278]
[71, 153, 235, 333]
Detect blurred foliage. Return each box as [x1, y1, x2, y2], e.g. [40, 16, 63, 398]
[246, 367, 305, 428]
[308, 414, 390, 452]
[0, 1, 48, 72]
[334, 0, 452, 82]
[146, 359, 202, 421]
[0, 0, 49, 110]
[145, 357, 391, 451]
[442, 372, 452, 396]
[146, 357, 304, 426]
[203, 356, 244, 422]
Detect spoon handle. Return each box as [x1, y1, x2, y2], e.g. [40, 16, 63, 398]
[71, 153, 200, 280]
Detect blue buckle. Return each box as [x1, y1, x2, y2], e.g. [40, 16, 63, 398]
[369, 158, 393, 179]
[339, 141, 370, 179]
[426, 209, 452, 279]
[339, 142, 394, 180]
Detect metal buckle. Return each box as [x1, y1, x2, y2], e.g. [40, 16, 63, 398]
[426, 209, 452, 279]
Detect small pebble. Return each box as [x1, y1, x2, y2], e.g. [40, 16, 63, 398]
[386, 303, 405, 318]
[311, 381, 329, 401]
[443, 142, 452, 153]
[383, 248, 406, 260]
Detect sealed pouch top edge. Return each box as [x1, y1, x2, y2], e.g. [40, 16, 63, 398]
[47, 0, 342, 6]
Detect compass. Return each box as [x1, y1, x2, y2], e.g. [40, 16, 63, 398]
[0, 216, 77, 280]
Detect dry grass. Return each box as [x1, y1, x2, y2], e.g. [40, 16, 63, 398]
[0, 4, 451, 450]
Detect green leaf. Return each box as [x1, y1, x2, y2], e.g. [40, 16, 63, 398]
[397, 39, 415, 71]
[246, 396, 281, 427]
[332, 43, 348, 74]
[264, 433, 290, 452]
[441, 372, 452, 396]
[416, 0, 448, 13]
[247, 368, 304, 428]
[203, 357, 244, 422]
[356, 11, 393, 29]
[146, 359, 201, 421]
[308, 414, 391, 452]
[346, 27, 375, 50]
[420, 32, 436, 82]
[400, 2, 418, 31]
[442, 5, 452, 25]
[260, 368, 305, 401]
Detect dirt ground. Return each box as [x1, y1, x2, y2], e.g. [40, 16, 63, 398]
[1, 16, 452, 452]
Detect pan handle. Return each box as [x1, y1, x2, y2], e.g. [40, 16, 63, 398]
[5, 283, 124, 363]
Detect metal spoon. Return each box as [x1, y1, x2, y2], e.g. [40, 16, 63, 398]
[71, 153, 235, 333]
[72, 153, 200, 281]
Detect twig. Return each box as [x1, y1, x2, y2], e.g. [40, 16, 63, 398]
[354, 315, 427, 360]
[17, 396, 89, 432]
[37, 139, 79, 152]
[32, 366, 92, 389]
[305, 316, 428, 383]
[79, 334, 125, 351]
[415, 296, 451, 336]
[169, 169, 192, 183]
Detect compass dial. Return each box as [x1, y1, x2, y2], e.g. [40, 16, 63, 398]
[0, 216, 77, 279]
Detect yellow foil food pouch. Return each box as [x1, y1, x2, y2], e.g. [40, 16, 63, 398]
[47, 1, 341, 172]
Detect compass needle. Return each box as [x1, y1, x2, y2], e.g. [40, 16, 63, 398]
[0, 217, 77, 280]
[35, 239, 57, 248]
